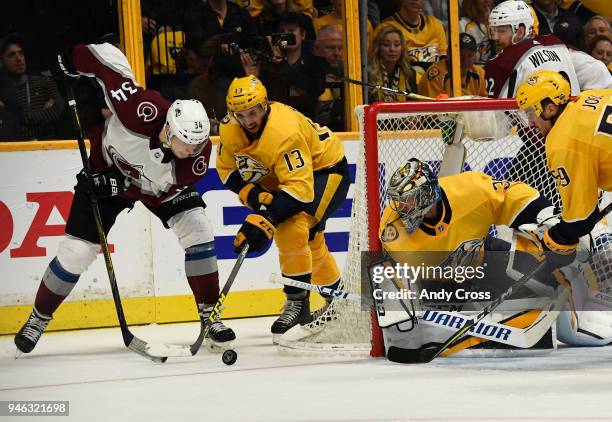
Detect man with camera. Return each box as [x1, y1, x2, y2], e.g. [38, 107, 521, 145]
[239, 12, 326, 120]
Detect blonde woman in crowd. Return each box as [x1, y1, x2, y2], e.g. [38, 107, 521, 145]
[367, 24, 418, 103]
[459, 0, 494, 64]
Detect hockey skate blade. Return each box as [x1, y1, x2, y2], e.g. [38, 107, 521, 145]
[276, 323, 320, 347]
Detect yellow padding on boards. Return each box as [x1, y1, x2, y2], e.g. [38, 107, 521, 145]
[0, 289, 326, 335]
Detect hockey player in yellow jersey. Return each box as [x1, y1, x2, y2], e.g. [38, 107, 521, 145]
[379, 159, 547, 257]
[516, 70, 612, 258]
[376, 159, 569, 361]
[218, 75, 349, 341]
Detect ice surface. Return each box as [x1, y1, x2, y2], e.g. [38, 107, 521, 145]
[1, 317, 612, 422]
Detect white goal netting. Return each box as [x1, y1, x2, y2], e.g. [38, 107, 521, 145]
[278, 99, 612, 356]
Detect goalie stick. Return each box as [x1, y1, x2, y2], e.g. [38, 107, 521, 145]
[270, 273, 564, 349]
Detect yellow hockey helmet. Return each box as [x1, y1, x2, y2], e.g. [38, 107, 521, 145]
[226, 75, 268, 112]
[516, 70, 570, 117]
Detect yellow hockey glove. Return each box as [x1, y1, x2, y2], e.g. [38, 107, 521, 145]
[233, 211, 276, 253]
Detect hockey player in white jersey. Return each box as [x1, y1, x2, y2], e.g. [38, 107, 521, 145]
[485, 0, 611, 99]
[14, 43, 234, 354]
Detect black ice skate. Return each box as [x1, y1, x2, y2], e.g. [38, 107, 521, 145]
[199, 304, 236, 353]
[15, 309, 52, 354]
[271, 296, 311, 344]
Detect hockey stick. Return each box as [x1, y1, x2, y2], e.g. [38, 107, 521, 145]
[340, 76, 439, 101]
[66, 84, 167, 363]
[270, 273, 362, 302]
[270, 273, 563, 349]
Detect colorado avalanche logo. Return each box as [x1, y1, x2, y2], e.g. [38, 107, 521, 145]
[136, 101, 158, 122]
[192, 156, 208, 176]
[108, 145, 144, 180]
[236, 155, 270, 183]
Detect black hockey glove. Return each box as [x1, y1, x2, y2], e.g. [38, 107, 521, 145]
[233, 211, 276, 253]
[56, 49, 80, 79]
[238, 183, 274, 210]
[519, 227, 576, 272]
[76, 167, 126, 199]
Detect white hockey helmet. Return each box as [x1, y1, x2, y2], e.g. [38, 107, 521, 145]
[489, 0, 534, 40]
[166, 99, 210, 145]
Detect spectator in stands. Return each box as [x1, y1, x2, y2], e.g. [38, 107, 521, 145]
[314, 24, 345, 131]
[376, 0, 402, 21]
[188, 38, 225, 135]
[254, 0, 316, 40]
[235, 0, 314, 18]
[376, 0, 447, 65]
[531, 0, 584, 48]
[367, 24, 417, 103]
[0, 35, 64, 140]
[560, 0, 596, 25]
[0, 71, 22, 140]
[424, 0, 449, 32]
[586, 35, 612, 72]
[241, 12, 326, 119]
[313, 0, 373, 39]
[584, 15, 611, 49]
[184, 0, 258, 95]
[418, 33, 487, 98]
[460, 0, 494, 65]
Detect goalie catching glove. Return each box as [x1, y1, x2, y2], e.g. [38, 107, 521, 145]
[233, 211, 276, 253]
[238, 183, 274, 210]
[76, 167, 127, 199]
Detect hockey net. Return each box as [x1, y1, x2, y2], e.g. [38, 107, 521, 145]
[278, 98, 612, 357]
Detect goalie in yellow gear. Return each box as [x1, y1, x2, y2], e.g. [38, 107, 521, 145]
[377, 159, 572, 360]
[218, 75, 349, 343]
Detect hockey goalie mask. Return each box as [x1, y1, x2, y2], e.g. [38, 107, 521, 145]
[387, 159, 441, 234]
[165, 99, 210, 157]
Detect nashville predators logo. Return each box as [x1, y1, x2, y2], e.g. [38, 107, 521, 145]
[438, 238, 484, 277]
[236, 155, 270, 183]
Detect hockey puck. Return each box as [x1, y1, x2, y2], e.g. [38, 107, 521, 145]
[222, 349, 237, 365]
